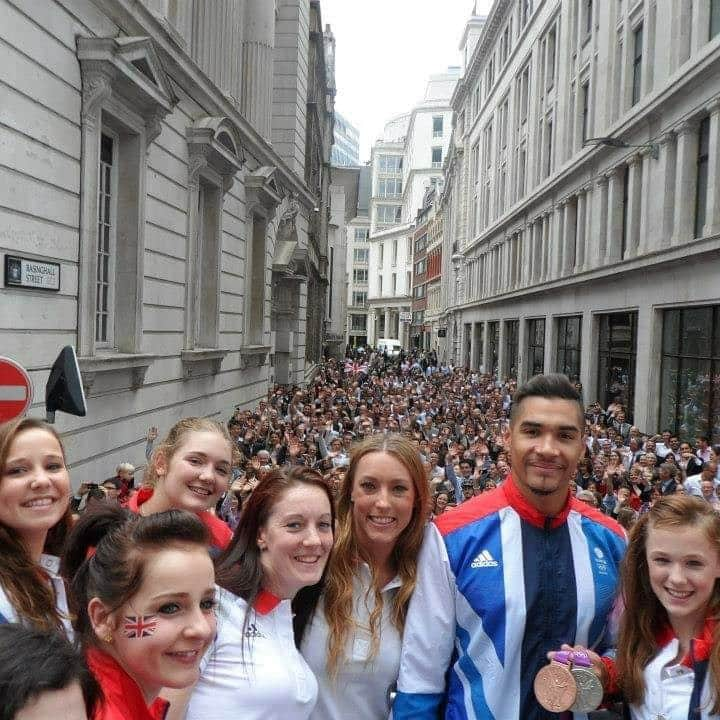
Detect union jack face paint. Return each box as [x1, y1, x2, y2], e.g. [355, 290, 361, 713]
[122, 614, 158, 639]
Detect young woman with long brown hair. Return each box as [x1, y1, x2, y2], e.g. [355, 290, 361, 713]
[614, 494, 720, 718]
[0, 417, 73, 636]
[180, 466, 335, 720]
[295, 433, 431, 720]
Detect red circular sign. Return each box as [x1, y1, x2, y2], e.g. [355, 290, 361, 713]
[0, 357, 33, 422]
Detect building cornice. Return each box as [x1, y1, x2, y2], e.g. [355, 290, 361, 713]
[89, 0, 317, 209]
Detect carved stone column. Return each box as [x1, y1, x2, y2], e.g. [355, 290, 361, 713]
[593, 175, 608, 267]
[242, 0, 275, 139]
[624, 154, 642, 258]
[671, 119, 700, 245]
[703, 99, 720, 237]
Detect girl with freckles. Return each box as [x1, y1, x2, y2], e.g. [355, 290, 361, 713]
[0, 418, 74, 636]
[62, 506, 217, 720]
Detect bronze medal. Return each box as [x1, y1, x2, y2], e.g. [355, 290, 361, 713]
[533, 662, 577, 713]
[569, 666, 604, 713]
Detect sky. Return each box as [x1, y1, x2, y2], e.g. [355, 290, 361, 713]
[319, 0, 495, 163]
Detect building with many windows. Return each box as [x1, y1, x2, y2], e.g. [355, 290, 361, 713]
[366, 70, 459, 348]
[331, 110, 361, 166]
[0, 0, 334, 480]
[345, 165, 371, 348]
[440, 0, 720, 439]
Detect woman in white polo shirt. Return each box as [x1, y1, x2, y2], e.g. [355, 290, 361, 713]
[182, 466, 335, 720]
[294, 434, 431, 720]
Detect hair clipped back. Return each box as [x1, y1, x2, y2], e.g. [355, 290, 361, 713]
[62, 505, 209, 644]
[510, 373, 583, 425]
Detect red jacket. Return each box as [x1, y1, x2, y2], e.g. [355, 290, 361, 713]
[127, 487, 232, 551]
[87, 648, 169, 720]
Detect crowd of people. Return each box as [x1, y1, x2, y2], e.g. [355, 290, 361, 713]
[1, 349, 720, 720]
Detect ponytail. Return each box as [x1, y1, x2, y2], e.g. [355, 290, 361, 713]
[62, 506, 209, 644]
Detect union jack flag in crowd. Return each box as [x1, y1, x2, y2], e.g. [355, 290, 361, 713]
[123, 614, 158, 638]
[344, 360, 368, 375]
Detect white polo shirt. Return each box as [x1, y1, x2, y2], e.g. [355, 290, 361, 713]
[187, 588, 318, 720]
[301, 552, 421, 720]
[629, 637, 717, 720]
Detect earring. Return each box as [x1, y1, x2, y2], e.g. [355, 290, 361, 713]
[103, 632, 113, 644]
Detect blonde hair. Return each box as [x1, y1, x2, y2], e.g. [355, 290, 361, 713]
[143, 417, 236, 487]
[322, 434, 430, 676]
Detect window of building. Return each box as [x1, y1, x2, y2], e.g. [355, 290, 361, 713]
[413, 284, 426, 299]
[487, 321, 500, 376]
[406, 270, 412, 291]
[376, 205, 402, 224]
[632, 24, 643, 106]
[584, 0, 593, 36]
[695, 116, 711, 239]
[377, 177, 402, 198]
[499, 98, 509, 149]
[500, 23, 511, 66]
[505, 319, 519, 377]
[391, 272, 397, 294]
[597, 312, 638, 421]
[473, 83, 481, 118]
[414, 258, 427, 275]
[581, 81, 590, 142]
[518, 64, 531, 125]
[544, 117, 554, 178]
[77, 37, 175, 362]
[353, 268, 368, 283]
[660, 306, 720, 442]
[621, 163, 630, 257]
[546, 25, 557, 90]
[379, 275, 383, 294]
[350, 314, 367, 331]
[555, 316, 582, 382]
[712, 0, 720, 39]
[518, 144, 527, 198]
[520, 0, 533, 29]
[379, 243, 384, 264]
[432, 116, 444, 138]
[353, 248, 369, 263]
[354, 227, 369, 242]
[431, 147, 443, 168]
[352, 290, 367, 306]
[485, 57, 495, 92]
[415, 233, 428, 254]
[528, 318, 546, 376]
[378, 154, 402, 173]
[392, 239, 398, 266]
[95, 132, 116, 345]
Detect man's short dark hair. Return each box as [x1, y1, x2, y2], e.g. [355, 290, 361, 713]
[0, 624, 100, 720]
[510, 374, 583, 426]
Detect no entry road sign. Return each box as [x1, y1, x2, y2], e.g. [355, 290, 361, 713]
[0, 357, 33, 422]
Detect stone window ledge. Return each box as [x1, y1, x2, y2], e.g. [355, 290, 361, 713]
[181, 348, 227, 379]
[239, 345, 271, 369]
[78, 353, 157, 393]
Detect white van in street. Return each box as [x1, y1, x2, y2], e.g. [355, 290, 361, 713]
[377, 338, 402, 357]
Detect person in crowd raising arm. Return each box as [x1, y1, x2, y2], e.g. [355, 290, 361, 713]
[181, 467, 335, 720]
[0, 418, 73, 636]
[62, 506, 217, 720]
[392, 374, 626, 720]
[296, 434, 431, 720]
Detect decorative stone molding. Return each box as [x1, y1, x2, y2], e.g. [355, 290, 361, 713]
[180, 349, 227, 379]
[246, 166, 283, 217]
[78, 353, 157, 394]
[186, 116, 245, 194]
[77, 36, 176, 142]
[239, 345, 272, 369]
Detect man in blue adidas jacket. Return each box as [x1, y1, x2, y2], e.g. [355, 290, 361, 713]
[394, 374, 626, 720]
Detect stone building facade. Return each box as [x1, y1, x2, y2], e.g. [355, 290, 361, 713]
[0, 0, 333, 482]
[441, 0, 720, 439]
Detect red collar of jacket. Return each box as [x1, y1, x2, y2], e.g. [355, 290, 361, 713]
[87, 648, 169, 720]
[254, 589, 282, 615]
[127, 488, 232, 550]
[502, 473, 573, 529]
[655, 617, 717, 668]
